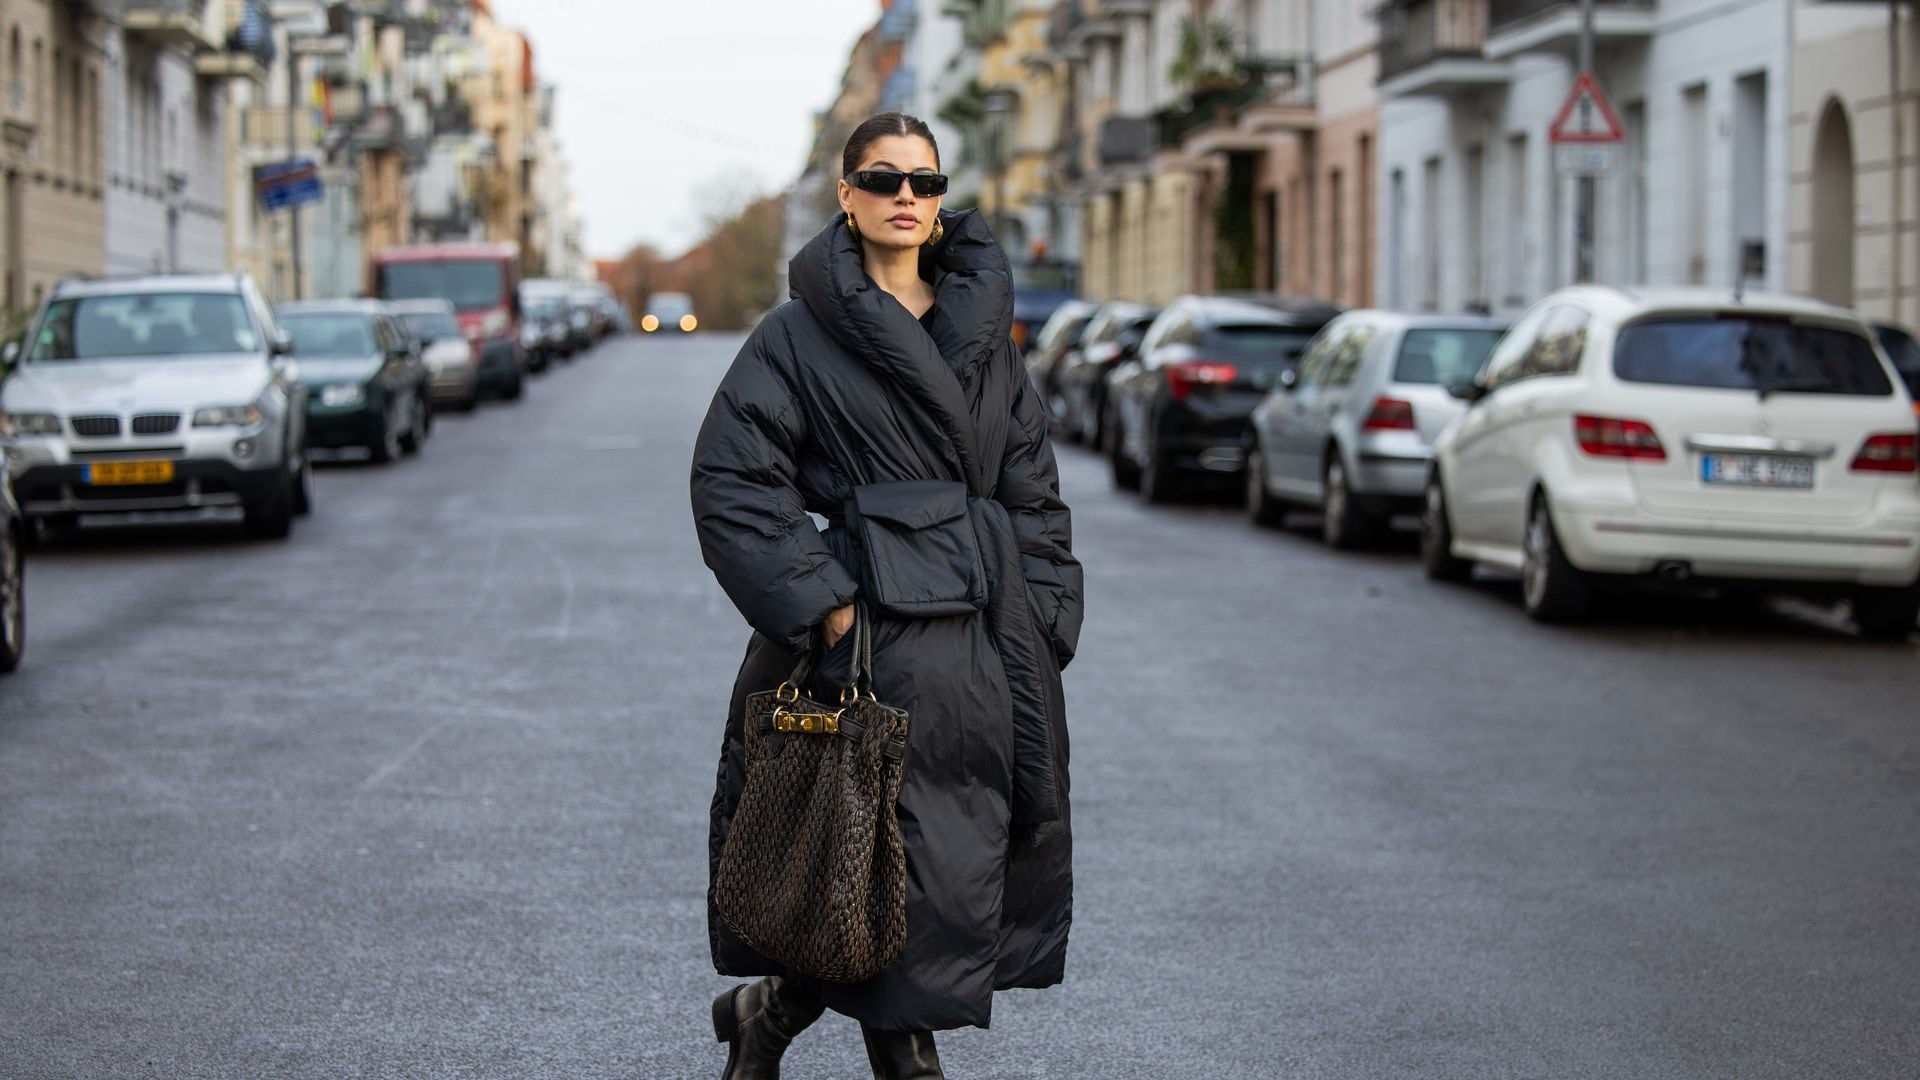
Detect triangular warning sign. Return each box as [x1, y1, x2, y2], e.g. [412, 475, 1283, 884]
[1549, 73, 1626, 144]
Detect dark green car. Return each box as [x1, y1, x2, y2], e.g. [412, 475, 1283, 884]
[275, 300, 431, 463]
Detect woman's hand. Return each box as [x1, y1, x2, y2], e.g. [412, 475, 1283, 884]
[822, 604, 856, 648]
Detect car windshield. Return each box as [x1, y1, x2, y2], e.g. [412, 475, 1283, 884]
[27, 292, 258, 362]
[1873, 324, 1920, 397]
[402, 312, 460, 341]
[1212, 325, 1319, 368]
[279, 312, 377, 357]
[1395, 328, 1505, 386]
[649, 293, 692, 320]
[1615, 317, 1892, 396]
[378, 260, 504, 311]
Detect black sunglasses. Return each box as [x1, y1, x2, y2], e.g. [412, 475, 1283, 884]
[844, 169, 949, 198]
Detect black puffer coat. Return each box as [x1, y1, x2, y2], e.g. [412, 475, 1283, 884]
[691, 209, 1083, 1031]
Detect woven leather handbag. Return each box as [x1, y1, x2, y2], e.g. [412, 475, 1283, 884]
[715, 604, 911, 984]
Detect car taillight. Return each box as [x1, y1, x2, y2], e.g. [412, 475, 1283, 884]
[1166, 360, 1238, 401]
[1362, 397, 1416, 431]
[1851, 432, 1919, 473]
[1574, 414, 1667, 460]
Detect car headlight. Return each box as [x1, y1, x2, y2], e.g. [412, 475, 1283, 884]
[680, 314, 698, 332]
[483, 310, 509, 337]
[520, 325, 538, 348]
[1, 412, 60, 437]
[641, 314, 659, 333]
[192, 404, 265, 428]
[319, 384, 365, 408]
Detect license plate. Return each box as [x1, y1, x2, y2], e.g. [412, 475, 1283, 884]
[86, 460, 175, 485]
[1701, 453, 1814, 489]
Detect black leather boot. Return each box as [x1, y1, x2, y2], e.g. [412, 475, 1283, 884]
[712, 976, 825, 1080]
[861, 1026, 945, 1079]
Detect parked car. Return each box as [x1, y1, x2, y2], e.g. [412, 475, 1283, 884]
[276, 300, 431, 464]
[387, 299, 480, 410]
[0, 468, 22, 673]
[1056, 301, 1158, 447]
[1424, 286, 1920, 638]
[1248, 311, 1506, 546]
[520, 279, 581, 363]
[642, 292, 697, 334]
[0, 272, 311, 539]
[371, 243, 525, 400]
[1023, 299, 1096, 425]
[1108, 295, 1338, 502]
[1871, 321, 1920, 408]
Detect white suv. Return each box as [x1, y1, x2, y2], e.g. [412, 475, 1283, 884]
[0, 273, 312, 540]
[1423, 287, 1920, 638]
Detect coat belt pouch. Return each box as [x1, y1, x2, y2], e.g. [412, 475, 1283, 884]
[847, 480, 989, 619]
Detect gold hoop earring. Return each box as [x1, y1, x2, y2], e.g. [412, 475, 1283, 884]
[926, 220, 944, 246]
[845, 211, 859, 238]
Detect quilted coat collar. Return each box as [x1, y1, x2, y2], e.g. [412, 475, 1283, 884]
[789, 209, 1012, 495]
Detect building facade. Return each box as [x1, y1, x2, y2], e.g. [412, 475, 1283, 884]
[2, 0, 106, 319]
[1375, 0, 1793, 315]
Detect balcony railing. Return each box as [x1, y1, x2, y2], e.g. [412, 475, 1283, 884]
[1154, 79, 1266, 150]
[1487, 0, 1652, 37]
[123, 0, 215, 51]
[1097, 114, 1155, 167]
[1378, 0, 1491, 84]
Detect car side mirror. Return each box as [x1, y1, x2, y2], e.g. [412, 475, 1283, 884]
[0, 340, 17, 375]
[270, 330, 294, 356]
[1278, 367, 1299, 392]
[1448, 381, 1489, 404]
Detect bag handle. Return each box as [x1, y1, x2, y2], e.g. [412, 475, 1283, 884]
[776, 600, 874, 703]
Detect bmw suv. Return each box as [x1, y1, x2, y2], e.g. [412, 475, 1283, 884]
[0, 273, 312, 540]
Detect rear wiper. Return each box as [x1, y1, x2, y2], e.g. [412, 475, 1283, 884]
[1734, 328, 1779, 400]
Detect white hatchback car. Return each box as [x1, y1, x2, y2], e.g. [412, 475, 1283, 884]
[1423, 287, 1920, 637]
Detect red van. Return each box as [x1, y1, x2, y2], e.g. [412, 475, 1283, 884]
[371, 243, 526, 400]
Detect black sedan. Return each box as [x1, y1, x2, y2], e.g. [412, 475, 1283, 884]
[1107, 295, 1339, 503]
[275, 300, 432, 464]
[0, 469, 22, 674]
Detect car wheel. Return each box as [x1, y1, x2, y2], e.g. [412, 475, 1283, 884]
[500, 372, 525, 401]
[1321, 455, 1377, 550]
[399, 396, 427, 456]
[1109, 420, 1141, 492]
[1246, 440, 1285, 528]
[0, 522, 23, 674]
[1520, 494, 1590, 623]
[369, 410, 402, 464]
[1421, 476, 1473, 583]
[243, 471, 295, 540]
[291, 442, 313, 517]
[1140, 443, 1181, 505]
[1851, 585, 1920, 642]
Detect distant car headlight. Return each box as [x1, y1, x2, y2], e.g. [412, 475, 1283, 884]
[641, 314, 660, 333]
[520, 324, 539, 348]
[1, 412, 60, 437]
[319, 384, 365, 408]
[680, 314, 698, 332]
[192, 404, 265, 428]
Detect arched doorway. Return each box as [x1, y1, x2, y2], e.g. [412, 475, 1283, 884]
[1810, 99, 1856, 307]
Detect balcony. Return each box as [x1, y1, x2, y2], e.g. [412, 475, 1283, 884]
[1377, 0, 1512, 98]
[1097, 114, 1154, 168]
[1484, 0, 1654, 59]
[123, 0, 216, 50]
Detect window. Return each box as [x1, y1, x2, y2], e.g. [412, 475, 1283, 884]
[1394, 327, 1505, 387]
[1318, 324, 1374, 388]
[1615, 318, 1892, 396]
[1293, 325, 1346, 390]
[28, 293, 258, 362]
[280, 312, 378, 358]
[1515, 305, 1590, 379]
[1480, 304, 1552, 391]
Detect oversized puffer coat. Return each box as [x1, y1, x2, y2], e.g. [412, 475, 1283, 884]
[690, 208, 1083, 1031]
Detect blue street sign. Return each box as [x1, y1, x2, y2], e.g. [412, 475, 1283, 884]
[254, 158, 323, 212]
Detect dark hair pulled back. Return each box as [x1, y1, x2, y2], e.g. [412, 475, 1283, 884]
[841, 112, 941, 176]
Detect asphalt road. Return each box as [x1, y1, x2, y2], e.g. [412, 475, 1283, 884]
[2, 330, 1917, 1079]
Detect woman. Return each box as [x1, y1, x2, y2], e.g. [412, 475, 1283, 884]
[690, 112, 1083, 1079]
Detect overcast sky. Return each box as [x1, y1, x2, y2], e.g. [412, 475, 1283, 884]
[487, 0, 879, 262]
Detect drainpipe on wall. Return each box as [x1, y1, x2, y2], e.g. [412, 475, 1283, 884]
[1892, 1, 1905, 323]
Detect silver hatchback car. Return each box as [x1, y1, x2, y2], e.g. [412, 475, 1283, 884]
[1247, 311, 1506, 547]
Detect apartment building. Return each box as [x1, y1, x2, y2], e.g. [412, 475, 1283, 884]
[1375, 0, 1793, 315]
[1, 0, 105, 316]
